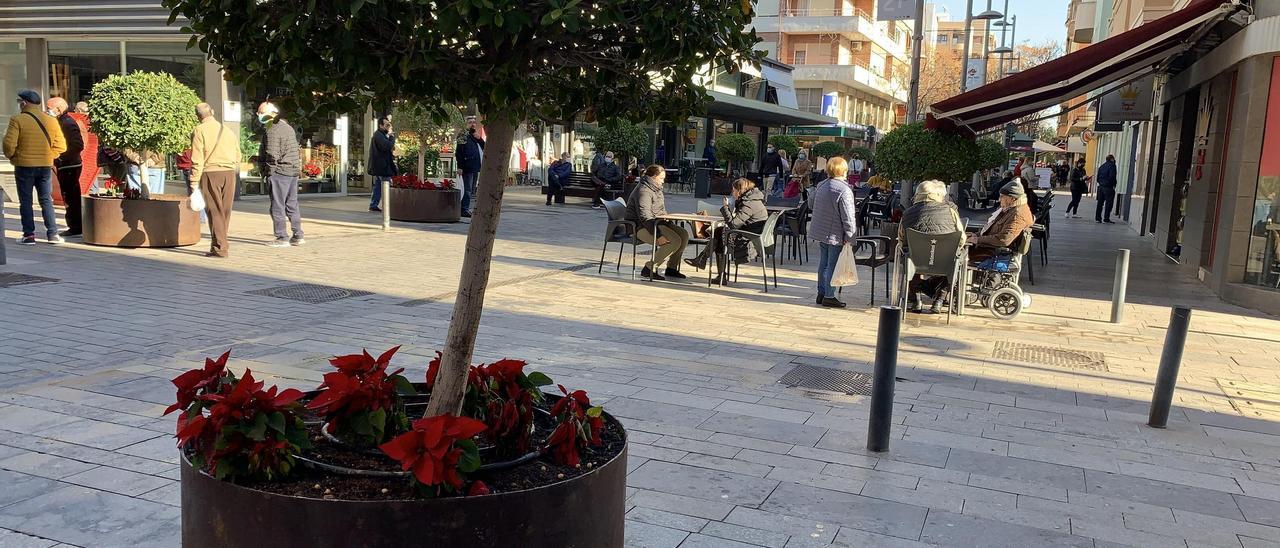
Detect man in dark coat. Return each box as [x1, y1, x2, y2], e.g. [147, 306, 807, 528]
[761, 144, 784, 197]
[546, 152, 571, 205]
[1065, 158, 1089, 218]
[456, 115, 485, 218]
[591, 151, 622, 210]
[1094, 154, 1118, 223]
[367, 116, 396, 212]
[702, 139, 717, 171]
[47, 97, 84, 237]
[257, 102, 304, 246]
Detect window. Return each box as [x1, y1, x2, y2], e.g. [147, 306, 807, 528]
[0, 42, 25, 132]
[48, 41, 122, 105]
[937, 35, 949, 44]
[793, 50, 807, 65]
[126, 42, 205, 94]
[1245, 57, 1280, 288]
[795, 88, 822, 114]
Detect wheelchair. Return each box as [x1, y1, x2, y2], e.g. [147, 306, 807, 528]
[961, 228, 1033, 320]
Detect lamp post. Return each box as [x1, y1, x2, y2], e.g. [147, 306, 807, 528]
[907, 0, 925, 123]
[993, 15, 1017, 78]
[958, 0, 1004, 93]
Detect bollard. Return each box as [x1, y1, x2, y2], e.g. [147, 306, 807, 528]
[867, 306, 902, 452]
[381, 179, 391, 231]
[0, 186, 7, 265]
[1111, 249, 1130, 323]
[1148, 307, 1192, 428]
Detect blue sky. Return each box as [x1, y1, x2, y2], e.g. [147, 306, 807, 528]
[930, 0, 1072, 46]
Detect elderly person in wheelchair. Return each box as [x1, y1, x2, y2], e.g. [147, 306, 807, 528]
[898, 180, 965, 314]
[963, 181, 1036, 318]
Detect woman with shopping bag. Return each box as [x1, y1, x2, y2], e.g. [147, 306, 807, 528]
[808, 157, 859, 309]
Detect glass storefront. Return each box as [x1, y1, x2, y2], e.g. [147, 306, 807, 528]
[0, 42, 25, 130]
[1245, 57, 1280, 288]
[48, 41, 121, 105]
[125, 41, 204, 93]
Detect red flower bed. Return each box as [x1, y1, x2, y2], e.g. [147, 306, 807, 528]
[392, 175, 455, 190]
[302, 163, 322, 178]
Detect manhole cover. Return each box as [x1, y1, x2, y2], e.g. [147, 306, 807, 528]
[778, 365, 873, 396]
[992, 341, 1107, 371]
[0, 272, 58, 288]
[247, 283, 372, 304]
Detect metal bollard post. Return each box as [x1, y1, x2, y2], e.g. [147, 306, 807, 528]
[381, 179, 390, 231]
[1148, 306, 1191, 428]
[1111, 249, 1130, 323]
[0, 186, 7, 265]
[867, 306, 902, 452]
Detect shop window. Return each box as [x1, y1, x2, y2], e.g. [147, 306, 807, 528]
[48, 41, 121, 106]
[125, 42, 204, 94]
[1245, 57, 1280, 288]
[0, 42, 25, 132]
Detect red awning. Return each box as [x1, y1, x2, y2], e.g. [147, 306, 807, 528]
[926, 0, 1241, 136]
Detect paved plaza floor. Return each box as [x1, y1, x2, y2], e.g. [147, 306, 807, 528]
[2, 187, 1280, 547]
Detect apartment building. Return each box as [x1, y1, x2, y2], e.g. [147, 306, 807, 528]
[934, 20, 997, 59]
[752, 0, 914, 148]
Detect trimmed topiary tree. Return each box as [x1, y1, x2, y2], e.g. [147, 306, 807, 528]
[168, 0, 761, 418]
[810, 140, 844, 160]
[976, 138, 1007, 171]
[89, 71, 199, 196]
[874, 122, 978, 184]
[767, 134, 799, 158]
[395, 101, 465, 178]
[592, 121, 651, 169]
[847, 146, 873, 160]
[716, 133, 756, 177]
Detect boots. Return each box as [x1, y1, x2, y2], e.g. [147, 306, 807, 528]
[930, 289, 949, 314]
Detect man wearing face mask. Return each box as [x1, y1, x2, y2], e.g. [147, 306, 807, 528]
[4, 90, 67, 245]
[256, 102, 304, 246]
[591, 151, 622, 210]
[456, 115, 485, 218]
[47, 97, 85, 237]
[761, 143, 784, 198]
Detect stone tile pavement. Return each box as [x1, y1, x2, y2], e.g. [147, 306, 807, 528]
[1, 188, 1280, 547]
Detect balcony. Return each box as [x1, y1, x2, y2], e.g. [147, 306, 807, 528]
[1068, 0, 1097, 43]
[780, 58, 906, 102]
[753, 8, 908, 60]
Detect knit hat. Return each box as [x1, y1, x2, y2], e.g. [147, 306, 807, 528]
[17, 89, 41, 105]
[1000, 180, 1025, 197]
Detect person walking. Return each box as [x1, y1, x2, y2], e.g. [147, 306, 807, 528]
[257, 102, 304, 246]
[1066, 158, 1089, 218]
[367, 116, 396, 213]
[457, 115, 485, 218]
[3, 90, 67, 245]
[808, 157, 858, 309]
[591, 151, 622, 210]
[761, 143, 785, 197]
[47, 97, 85, 237]
[702, 139, 717, 172]
[546, 151, 571, 205]
[1095, 154, 1118, 224]
[626, 164, 689, 281]
[190, 102, 240, 258]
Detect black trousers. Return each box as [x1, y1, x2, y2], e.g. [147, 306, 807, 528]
[1066, 189, 1083, 215]
[546, 178, 565, 204]
[56, 166, 83, 234]
[1095, 187, 1116, 221]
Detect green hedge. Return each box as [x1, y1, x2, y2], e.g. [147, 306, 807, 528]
[89, 71, 200, 155]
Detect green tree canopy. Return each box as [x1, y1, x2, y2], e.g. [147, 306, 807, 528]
[874, 123, 978, 183]
[810, 141, 844, 160]
[89, 71, 199, 155]
[767, 134, 798, 157]
[976, 138, 1007, 171]
[167, 0, 762, 417]
[395, 101, 465, 152]
[716, 133, 755, 175]
[592, 121, 651, 166]
[847, 146, 873, 160]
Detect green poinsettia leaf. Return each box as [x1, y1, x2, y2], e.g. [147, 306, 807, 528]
[456, 439, 481, 473]
[247, 413, 269, 441]
[266, 411, 286, 434]
[585, 406, 603, 418]
[525, 371, 553, 387]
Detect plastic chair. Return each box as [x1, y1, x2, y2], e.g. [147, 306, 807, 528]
[776, 200, 810, 265]
[598, 198, 643, 277]
[853, 236, 892, 305]
[900, 229, 966, 324]
[731, 211, 783, 292]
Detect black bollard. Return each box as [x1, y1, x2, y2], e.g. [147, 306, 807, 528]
[1148, 307, 1192, 428]
[867, 306, 902, 452]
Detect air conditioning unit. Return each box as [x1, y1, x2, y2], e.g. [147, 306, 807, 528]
[851, 42, 864, 52]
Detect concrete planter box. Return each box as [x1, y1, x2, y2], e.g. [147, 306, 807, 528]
[389, 187, 461, 223]
[82, 195, 201, 248]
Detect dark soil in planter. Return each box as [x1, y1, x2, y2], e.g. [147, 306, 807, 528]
[238, 398, 625, 501]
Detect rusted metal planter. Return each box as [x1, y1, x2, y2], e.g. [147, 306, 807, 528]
[180, 415, 627, 548]
[82, 195, 201, 247]
[389, 188, 461, 223]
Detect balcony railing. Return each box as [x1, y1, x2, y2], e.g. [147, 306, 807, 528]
[775, 7, 907, 55]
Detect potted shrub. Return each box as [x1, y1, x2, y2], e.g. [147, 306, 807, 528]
[875, 122, 979, 208]
[767, 134, 799, 158]
[714, 133, 756, 194]
[168, 0, 757, 544]
[389, 175, 462, 223]
[394, 100, 465, 179]
[170, 347, 626, 547]
[82, 71, 200, 248]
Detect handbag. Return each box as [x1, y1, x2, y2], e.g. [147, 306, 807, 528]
[831, 243, 860, 287]
[188, 187, 206, 212]
[783, 178, 801, 199]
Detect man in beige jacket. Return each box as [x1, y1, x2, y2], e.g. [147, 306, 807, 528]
[190, 102, 240, 258]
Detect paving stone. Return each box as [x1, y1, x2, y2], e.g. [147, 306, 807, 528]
[759, 482, 929, 540]
[1083, 469, 1245, 520]
[902, 427, 1008, 455]
[680, 453, 774, 478]
[698, 413, 827, 447]
[0, 485, 180, 548]
[625, 520, 690, 548]
[631, 443, 691, 463]
[698, 522, 790, 548]
[0, 470, 65, 508]
[815, 434, 950, 468]
[62, 466, 171, 497]
[944, 449, 1086, 492]
[607, 398, 718, 426]
[967, 473, 1068, 502]
[137, 482, 180, 507]
[655, 436, 742, 459]
[627, 507, 709, 532]
[714, 401, 813, 424]
[0, 452, 97, 480]
[33, 419, 162, 451]
[723, 507, 837, 544]
[628, 489, 736, 521]
[786, 446, 877, 469]
[1116, 460, 1244, 494]
[0, 528, 59, 548]
[633, 388, 727, 410]
[920, 510, 1093, 547]
[706, 433, 794, 455]
[1236, 494, 1280, 528]
[628, 460, 779, 506]
[0, 406, 83, 434]
[678, 533, 762, 548]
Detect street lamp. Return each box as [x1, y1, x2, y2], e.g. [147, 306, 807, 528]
[994, 15, 1017, 78]
[958, 0, 1004, 93]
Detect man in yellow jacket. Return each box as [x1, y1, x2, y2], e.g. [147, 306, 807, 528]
[190, 102, 240, 258]
[3, 90, 67, 245]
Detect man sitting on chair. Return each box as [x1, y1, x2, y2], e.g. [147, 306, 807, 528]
[899, 180, 965, 314]
[969, 181, 1035, 264]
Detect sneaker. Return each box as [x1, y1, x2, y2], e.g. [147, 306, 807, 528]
[461, 211, 472, 218]
[18, 235, 36, 246]
[820, 297, 848, 308]
[265, 238, 290, 247]
[369, 206, 382, 212]
[1064, 212, 1071, 219]
[289, 236, 306, 246]
[58, 230, 81, 237]
[664, 268, 687, 280]
[640, 267, 666, 281]
[47, 234, 65, 245]
[817, 294, 825, 305]
[1104, 219, 1115, 224]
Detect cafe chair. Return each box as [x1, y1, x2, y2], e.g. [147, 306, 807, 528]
[853, 236, 892, 305]
[899, 229, 967, 324]
[598, 198, 644, 278]
[731, 211, 783, 293]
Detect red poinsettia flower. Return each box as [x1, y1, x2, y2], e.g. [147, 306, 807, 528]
[467, 480, 490, 496]
[546, 384, 604, 467]
[328, 345, 400, 375]
[425, 351, 443, 390]
[379, 414, 486, 491]
[165, 350, 232, 415]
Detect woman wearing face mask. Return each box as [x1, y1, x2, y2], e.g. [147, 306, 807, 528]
[787, 151, 812, 198]
[685, 178, 768, 284]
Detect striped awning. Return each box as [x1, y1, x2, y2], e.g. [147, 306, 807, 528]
[926, 0, 1241, 136]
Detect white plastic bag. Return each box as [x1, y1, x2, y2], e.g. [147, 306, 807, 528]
[831, 243, 860, 287]
[188, 188, 206, 213]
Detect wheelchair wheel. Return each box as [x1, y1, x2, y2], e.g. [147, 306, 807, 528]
[988, 287, 1023, 320]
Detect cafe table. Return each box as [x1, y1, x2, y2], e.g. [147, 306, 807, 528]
[649, 213, 726, 287]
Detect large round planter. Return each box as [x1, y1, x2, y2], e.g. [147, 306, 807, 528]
[389, 187, 461, 223]
[82, 195, 202, 247]
[180, 417, 627, 548]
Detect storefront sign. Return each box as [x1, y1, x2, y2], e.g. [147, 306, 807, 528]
[965, 58, 987, 89]
[821, 92, 839, 118]
[876, 0, 914, 21]
[785, 125, 867, 140]
[1098, 75, 1155, 122]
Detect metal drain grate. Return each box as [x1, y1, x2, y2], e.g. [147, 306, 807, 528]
[992, 341, 1107, 371]
[0, 272, 58, 288]
[778, 365, 873, 396]
[247, 283, 372, 304]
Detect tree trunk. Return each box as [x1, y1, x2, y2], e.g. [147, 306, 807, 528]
[417, 148, 425, 180]
[139, 149, 152, 199]
[424, 116, 516, 417]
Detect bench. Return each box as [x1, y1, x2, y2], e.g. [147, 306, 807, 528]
[544, 171, 631, 201]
